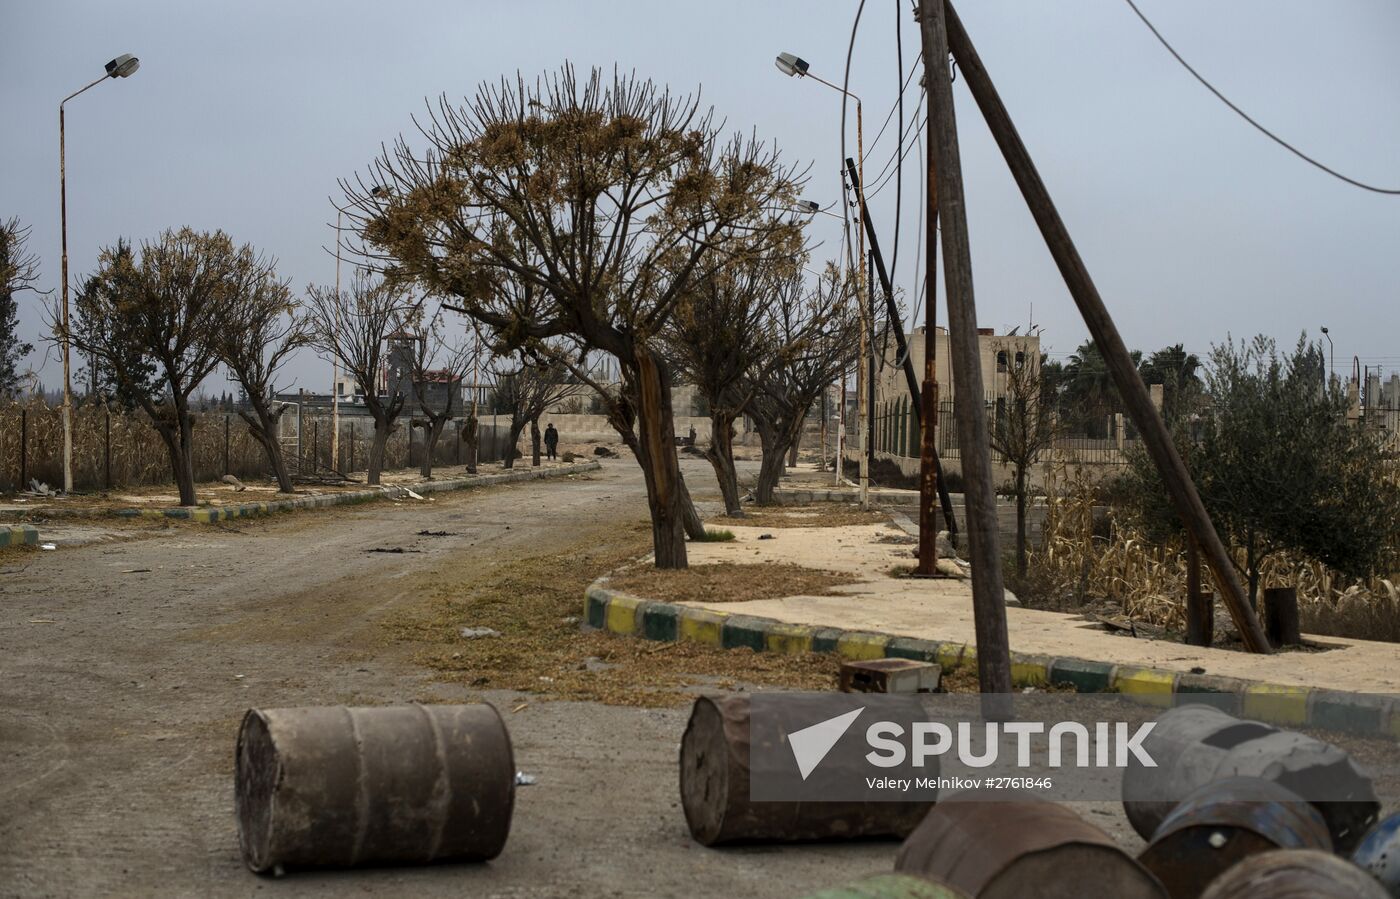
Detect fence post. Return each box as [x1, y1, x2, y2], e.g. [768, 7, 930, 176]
[313, 420, 319, 473]
[19, 407, 27, 489]
[349, 424, 355, 474]
[224, 414, 231, 476]
[104, 406, 111, 489]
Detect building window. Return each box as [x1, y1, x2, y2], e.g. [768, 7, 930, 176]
[996, 350, 1008, 372]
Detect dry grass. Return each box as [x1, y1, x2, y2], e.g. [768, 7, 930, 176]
[715, 504, 892, 529]
[1021, 463, 1400, 644]
[604, 561, 862, 605]
[378, 523, 845, 707]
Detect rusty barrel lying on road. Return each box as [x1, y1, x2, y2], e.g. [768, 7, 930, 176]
[1198, 848, 1389, 898]
[235, 704, 515, 873]
[1137, 777, 1332, 899]
[1352, 811, 1400, 897]
[894, 792, 1168, 898]
[678, 694, 932, 845]
[1121, 704, 1378, 851]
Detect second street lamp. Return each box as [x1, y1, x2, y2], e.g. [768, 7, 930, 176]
[59, 53, 141, 494]
[775, 51, 869, 507]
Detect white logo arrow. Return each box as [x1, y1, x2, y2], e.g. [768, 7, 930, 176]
[788, 707, 864, 780]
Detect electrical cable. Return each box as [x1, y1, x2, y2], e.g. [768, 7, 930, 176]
[1124, 0, 1400, 195]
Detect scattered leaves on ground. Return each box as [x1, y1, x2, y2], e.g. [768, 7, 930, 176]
[605, 561, 862, 605]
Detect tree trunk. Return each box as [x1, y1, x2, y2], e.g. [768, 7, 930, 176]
[753, 421, 788, 506]
[503, 420, 526, 469]
[1014, 465, 1028, 578]
[1264, 586, 1300, 647]
[632, 348, 687, 569]
[421, 417, 447, 480]
[530, 419, 541, 467]
[705, 412, 743, 516]
[367, 418, 392, 485]
[788, 428, 802, 469]
[240, 404, 294, 494]
[462, 414, 478, 474]
[153, 414, 198, 507]
[677, 470, 707, 540]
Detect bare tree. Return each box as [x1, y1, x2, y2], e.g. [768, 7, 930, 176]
[988, 340, 1056, 577]
[490, 352, 575, 469]
[57, 229, 252, 505]
[744, 265, 859, 505]
[668, 236, 796, 516]
[211, 257, 306, 493]
[1, 217, 40, 397]
[304, 271, 413, 485]
[343, 65, 805, 568]
[403, 311, 476, 479]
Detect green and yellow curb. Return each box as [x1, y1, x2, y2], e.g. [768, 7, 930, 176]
[1, 524, 40, 548]
[584, 578, 1400, 736]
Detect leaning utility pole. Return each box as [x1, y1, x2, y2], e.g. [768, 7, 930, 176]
[940, 0, 1270, 653]
[918, 0, 1013, 693]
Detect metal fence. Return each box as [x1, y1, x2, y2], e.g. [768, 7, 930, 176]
[0, 399, 514, 493]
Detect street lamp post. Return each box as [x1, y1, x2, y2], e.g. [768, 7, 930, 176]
[776, 52, 868, 508]
[59, 53, 140, 494]
[1320, 326, 1334, 384]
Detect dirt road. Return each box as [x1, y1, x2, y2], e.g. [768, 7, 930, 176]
[1, 458, 903, 898]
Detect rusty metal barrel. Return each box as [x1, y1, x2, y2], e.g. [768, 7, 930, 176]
[235, 704, 515, 873]
[678, 694, 932, 846]
[1137, 777, 1331, 899]
[1121, 704, 1378, 851]
[1352, 811, 1400, 897]
[894, 792, 1168, 898]
[1198, 848, 1390, 898]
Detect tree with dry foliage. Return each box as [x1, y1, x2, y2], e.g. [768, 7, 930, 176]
[744, 264, 860, 505]
[1, 217, 40, 397]
[58, 228, 257, 505]
[342, 65, 806, 568]
[304, 271, 413, 485]
[988, 340, 1056, 577]
[210, 257, 306, 493]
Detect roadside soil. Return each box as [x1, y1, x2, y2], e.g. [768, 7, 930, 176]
[0, 458, 899, 898]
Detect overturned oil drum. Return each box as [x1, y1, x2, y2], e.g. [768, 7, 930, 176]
[1137, 777, 1331, 899]
[801, 873, 971, 898]
[235, 704, 515, 873]
[678, 694, 932, 845]
[1121, 704, 1378, 851]
[894, 792, 1168, 898]
[1352, 811, 1400, 897]
[1198, 848, 1389, 898]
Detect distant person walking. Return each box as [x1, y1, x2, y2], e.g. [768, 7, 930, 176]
[544, 423, 559, 460]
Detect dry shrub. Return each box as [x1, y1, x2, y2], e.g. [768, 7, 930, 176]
[1023, 463, 1400, 643]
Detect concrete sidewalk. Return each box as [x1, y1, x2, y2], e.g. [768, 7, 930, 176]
[588, 519, 1400, 731]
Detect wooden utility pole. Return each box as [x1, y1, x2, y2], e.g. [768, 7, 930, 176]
[941, 0, 1270, 653]
[917, 0, 1013, 693]
[916, 122, 943, 575]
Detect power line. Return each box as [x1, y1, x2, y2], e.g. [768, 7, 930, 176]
[1124, 0, 1400, 195]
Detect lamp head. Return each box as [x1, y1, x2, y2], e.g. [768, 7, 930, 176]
[775, 52, 809, 78]
[105, 54, 140, 78]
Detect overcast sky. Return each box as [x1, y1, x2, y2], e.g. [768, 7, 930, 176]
[4, 0, 1398, 393]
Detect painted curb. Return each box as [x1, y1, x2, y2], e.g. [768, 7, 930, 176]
[0, 524, 40, 548]
[584, 578, 1399, 737]
[6, 461, 600, 524]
